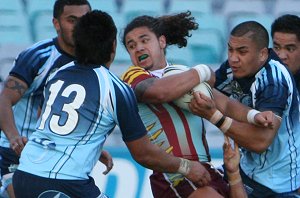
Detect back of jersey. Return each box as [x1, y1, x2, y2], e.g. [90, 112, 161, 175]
[18, 63, 117, 180]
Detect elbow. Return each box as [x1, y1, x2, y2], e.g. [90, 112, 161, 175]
[251, 137, 273, 154]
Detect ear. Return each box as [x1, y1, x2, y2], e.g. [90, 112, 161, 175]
[259, 47, 268, 62]
[107, 40, 117, 68]
[158, 35, 167, 49]
[53, 18, 60, 33]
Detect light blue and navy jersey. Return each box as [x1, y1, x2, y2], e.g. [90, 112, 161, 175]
[18, 62, 147, 180]
[215, 49, 300, 193]
[0, 38, 75, 148]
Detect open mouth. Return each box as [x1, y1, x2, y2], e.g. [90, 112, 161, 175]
[138, 54, 149, 62]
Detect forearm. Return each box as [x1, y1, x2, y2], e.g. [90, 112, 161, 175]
[213, 89, 250, 122]
[0, 98, 20, 141]
[139, 69, 200, 103]
[210, 112, 280, 153]
[228, 170, 247, 198]
[126, 136, 181, 173]
[139, 65, 214, 104]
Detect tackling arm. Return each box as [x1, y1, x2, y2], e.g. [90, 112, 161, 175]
[135, 66, 215, 104]
[189, 91, 281, 153]
[126, 135, 212, 186]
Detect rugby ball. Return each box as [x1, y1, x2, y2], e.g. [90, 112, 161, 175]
[163, 64, 213, 111]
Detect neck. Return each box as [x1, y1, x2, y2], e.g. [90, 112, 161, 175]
[57, 37, 75, 56]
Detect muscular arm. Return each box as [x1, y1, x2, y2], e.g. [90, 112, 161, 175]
[126, 135, 212, 185]
[213, 89, 250, 122]
[190, 90, 280, 153]
[135, 68, 215, 104]
[213, 89, 280, 152]
[0, 76, 28, 153]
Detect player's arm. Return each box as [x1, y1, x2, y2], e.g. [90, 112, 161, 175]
[189, 91, 281, 153]
[99, 150, 113, 175]
[223, 136, 247, 198]
[213, 89, 274, 126]
[125, 135, 211, 186]
[0, 76, 28, 155]
[135, 65, 214, 104]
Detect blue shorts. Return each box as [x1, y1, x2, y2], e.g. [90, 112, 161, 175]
[13, 170, 104, 198]
[0, 146, 19, 176]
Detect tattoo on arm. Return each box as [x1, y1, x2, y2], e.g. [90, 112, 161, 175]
[135, 78, 155, 101]
[4, 79, 26, 96]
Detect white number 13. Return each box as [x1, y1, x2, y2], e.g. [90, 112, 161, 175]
[38, 80, 86, 135]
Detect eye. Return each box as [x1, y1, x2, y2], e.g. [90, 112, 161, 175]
[127, 43, 136, 50]
[287, 46, 296, 53]
[142, 38, 149, 44]
[273, 46, 280, 51]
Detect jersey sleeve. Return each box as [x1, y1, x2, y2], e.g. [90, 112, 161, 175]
[113, 79, 147, 142]
[121, 65, 153, 89]
[254, 67, 290, 117]
[9, 41, 52, 86]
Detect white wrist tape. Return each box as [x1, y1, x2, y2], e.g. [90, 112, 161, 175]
[177, 158, 191, 176]
[193, 64, 211, 83]
[209, 110, 223, 124]
[247, 109, 260, 124]
[220, 117, 232, 133]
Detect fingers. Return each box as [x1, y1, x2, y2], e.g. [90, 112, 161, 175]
[102, 162, 114, 175]
[11, 140, 25, 156]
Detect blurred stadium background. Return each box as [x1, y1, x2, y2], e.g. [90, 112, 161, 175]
[0, 0, 299, 197]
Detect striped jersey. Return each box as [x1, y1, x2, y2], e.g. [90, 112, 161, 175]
[18, 62, 147, 179]
[0, 38, 75, 148]
[121, 65, 210, 185]
[215, 49, 300, 193]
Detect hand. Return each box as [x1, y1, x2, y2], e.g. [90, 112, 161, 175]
[99, 150, 113, 175]
[185, 161, 211, 187]
[189, 92, 216, 119]
[254, 111, 277, 128]
[223, 136, 240, 174]
[10, 136, 28, 156]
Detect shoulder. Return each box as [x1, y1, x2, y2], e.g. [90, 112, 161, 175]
[121, 65, 153, 88]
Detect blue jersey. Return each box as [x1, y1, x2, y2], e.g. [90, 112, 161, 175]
[215, 49, 300, 193]
[0, 38, 75, 148]
[18, 62, 147, 180]
[294, 71, 300, 92]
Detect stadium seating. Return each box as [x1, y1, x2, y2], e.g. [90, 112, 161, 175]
[168, 0, 212, 15]
[0, 43, 29, 80]
[273, 0, 300, 17]
[193, 13, 227, 44]
[31, 10, 56, 42]
[89, 0, 119, 13]
[0, 11, 32, 45]
[0, 0, 24, 14]
[122, 0, 164, 23]
[166, 45, 193, 66]
[188, 29, 224, 65]
[26, 0, 53, 41]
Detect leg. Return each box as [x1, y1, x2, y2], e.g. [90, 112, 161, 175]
[188, 186, 224, 198]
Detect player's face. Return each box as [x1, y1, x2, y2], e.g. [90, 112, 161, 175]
[53, 5, 90, 55]
[125, 26, 167, 71]
[228, 35, 267, 79]
[273, 32, 300, 75]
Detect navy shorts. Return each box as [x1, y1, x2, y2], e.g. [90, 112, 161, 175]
[13, 170, 103, 198]
[239, 168, 300, 198]
[0, 146, 19, 176]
